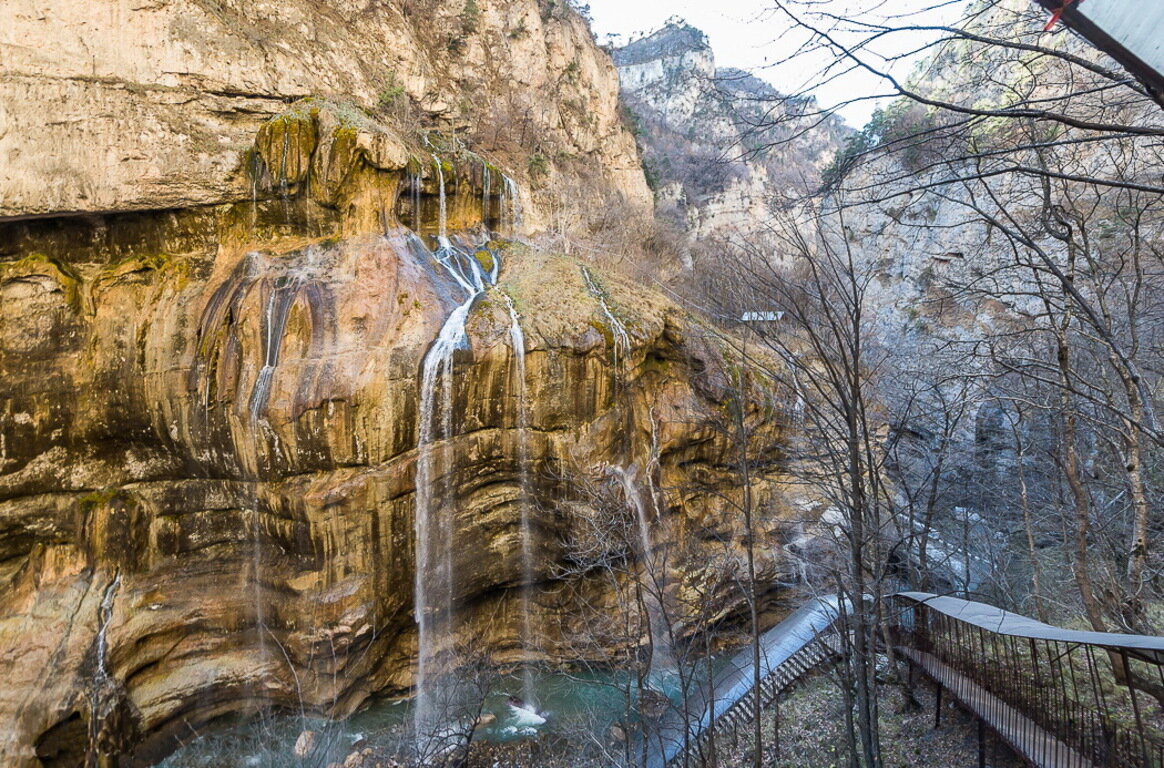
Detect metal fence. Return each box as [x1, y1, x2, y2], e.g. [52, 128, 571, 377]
[888, 592, 1164, 768]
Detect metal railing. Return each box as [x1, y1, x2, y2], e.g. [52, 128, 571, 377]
[889, 592, 1164, 768]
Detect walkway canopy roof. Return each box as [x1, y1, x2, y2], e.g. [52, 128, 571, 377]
[895, 592, 1164, 665]
[1034, 0, 1164, 107]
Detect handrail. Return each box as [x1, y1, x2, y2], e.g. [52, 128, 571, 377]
[890, 592, 1164, 767]
[650, 597, 845, 768]
[895, 592, 1164, 663]
[647, 592, 1164, 768]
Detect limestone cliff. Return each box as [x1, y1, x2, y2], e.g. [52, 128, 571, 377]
[0, 4, 799, 766]
[0, 0, 650, 230]
[613, 23, 848, 250]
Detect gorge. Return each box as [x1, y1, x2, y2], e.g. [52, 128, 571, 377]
[0, 2, 802, 765]
[6, 0, 1164, 766]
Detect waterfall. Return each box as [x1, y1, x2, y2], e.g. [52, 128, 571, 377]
[89, 571, 121, 759]
[581, 266, 630, 366]
[611, 465, 675, 684]
[249, 277, 298, 421]
[501, 292, 536, 705]
[245, 251, 316, 715]
[95, 571, 121, 687]
[481, 163, 491, 232]
[501, 175, 523, 236]
[411, 171, 422, 233]
[413, 230, 500, 758]
[432, 154, 448, 241]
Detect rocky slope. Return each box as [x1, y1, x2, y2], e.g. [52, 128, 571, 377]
[613, 23, 849, 251]
[0, 3, 808, 766]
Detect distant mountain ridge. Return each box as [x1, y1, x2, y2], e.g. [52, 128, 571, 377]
[612, 22, 849, 249]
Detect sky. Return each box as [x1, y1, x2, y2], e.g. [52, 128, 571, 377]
[584, 0, 968, 128]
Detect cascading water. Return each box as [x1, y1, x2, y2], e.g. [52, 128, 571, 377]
[89, 571, 121, 757]
[413, 155, 502, 759]
[246, 251, 315, 723]
[94, 571, 121, 687]
[412, 171, 423, 233]
[611, 465, 676, 685]
[249, 273, 305, 421]
[501, 175, 523, 237]
[501, 293, 536, 706]
[432, 154, 449, 245]
[581, 266, 630, 366]
[481, 163, 490, 232]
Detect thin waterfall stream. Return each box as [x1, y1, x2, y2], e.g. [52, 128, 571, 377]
[610, 466, 676, 685]
[249, 274, 303, 421]
[89, 571, 122, 757]
[413, 154, 505, 758]
[501, 292, 536, 707]
[245, 253, 315, 709]
[580, 265, 629, 366]
[501, 175, 523, 236]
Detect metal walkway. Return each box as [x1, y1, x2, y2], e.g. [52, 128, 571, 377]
[648, 597, 845, 767]
[646, 592, 1164, 768]
[890, 593, 1164, 768]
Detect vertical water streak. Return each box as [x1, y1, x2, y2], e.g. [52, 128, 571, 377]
[501, 175, 523, 236]
[432, 154, 448, 241]
[412, 172, 423, 233]
[279, 128, 292, 227]
[249, 506, 268, 669]
[581, 266, 630, 367]
[482, 163, 491, 233]
[611, 465, 675, 684]
[414, 242, 499, 758]
[250, 151, 262, 231]
[250, 274, 304, 421]
[94, 571, 121, 687]
[245, 258, 309, 720]
[89, 571, 121, 760]
[502, 293, 536, 705]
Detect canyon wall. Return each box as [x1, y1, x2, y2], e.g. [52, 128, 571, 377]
[0, 3, 801, 765]
[613, 23, 848, 252]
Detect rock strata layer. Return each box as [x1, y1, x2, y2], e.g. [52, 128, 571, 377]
[0, 3, 801, 766]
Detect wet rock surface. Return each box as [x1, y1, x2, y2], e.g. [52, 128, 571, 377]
[0, 4, 803, 766]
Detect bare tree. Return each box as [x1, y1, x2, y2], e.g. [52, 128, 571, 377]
[693, 201, 897, 768]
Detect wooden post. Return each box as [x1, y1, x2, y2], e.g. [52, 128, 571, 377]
[934, 684, 942, 729]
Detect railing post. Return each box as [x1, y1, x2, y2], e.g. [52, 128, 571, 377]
[977, 718, 985, 768]
[772, 693, 779, 763]
[1120, 651, 1150, 768]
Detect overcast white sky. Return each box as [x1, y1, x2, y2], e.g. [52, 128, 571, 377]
[585, 0, 968, 127]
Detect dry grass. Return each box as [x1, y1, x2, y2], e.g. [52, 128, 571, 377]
[713, 669, 1025, 768]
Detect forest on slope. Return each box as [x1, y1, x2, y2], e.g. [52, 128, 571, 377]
[625, 1, 1164, 763]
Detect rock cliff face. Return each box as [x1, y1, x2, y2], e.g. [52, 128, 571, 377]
[613, 23, 848, 250]
[0, 0, 650, 227]
[0, 4, 797, 766]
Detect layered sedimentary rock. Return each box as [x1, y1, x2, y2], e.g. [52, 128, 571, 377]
[0, 4, 799, 766]
[0, 0, 650, 226]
